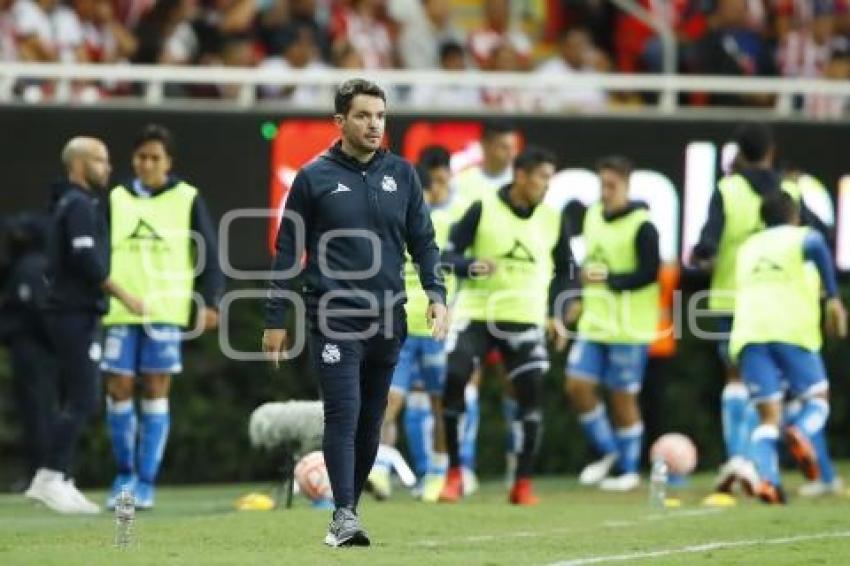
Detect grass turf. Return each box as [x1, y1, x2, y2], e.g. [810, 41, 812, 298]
[3, 469, 850, 565]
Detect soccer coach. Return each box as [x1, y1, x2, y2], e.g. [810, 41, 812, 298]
[262, 79, 448, 547]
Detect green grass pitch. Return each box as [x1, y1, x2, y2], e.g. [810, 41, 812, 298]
[3, 469, 850, 565]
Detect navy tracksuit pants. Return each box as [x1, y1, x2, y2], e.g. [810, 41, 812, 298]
[308, 308, 406, 510]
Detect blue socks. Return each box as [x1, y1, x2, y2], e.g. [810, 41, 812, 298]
[107, 398, 137, 477]
[751, 424, 781, 486]
[578, 404, 617, 457]
[138, 399, 170, 484]
[614, 422, 644, 475]
[811, 429, 836, 483]
[721, 383, 749, 459]
[459, 384, 479, 471]
[403, 391, 433, 478]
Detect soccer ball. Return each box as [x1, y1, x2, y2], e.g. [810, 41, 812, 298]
[294, 451, 333, 502]
[650, 433, 698, 476]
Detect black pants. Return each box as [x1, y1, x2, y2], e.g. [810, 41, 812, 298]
[444, 320, 549, 480]
[308, 309, 406, 510]
[10, 336, 56, 476]
[45, 311, 101, 475]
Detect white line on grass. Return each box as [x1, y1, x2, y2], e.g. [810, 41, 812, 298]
[412, 508, 723, 548]
[548, 530, 850, 566]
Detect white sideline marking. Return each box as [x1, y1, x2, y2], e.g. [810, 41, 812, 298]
[548, 530, 850, 566]
[412, 508, 722, 548]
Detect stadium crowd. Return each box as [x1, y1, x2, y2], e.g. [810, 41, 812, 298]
[1, 0, 850, 111]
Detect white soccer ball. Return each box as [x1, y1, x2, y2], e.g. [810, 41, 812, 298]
[650, 433, 698, 476]
[294, 451, 333, 502]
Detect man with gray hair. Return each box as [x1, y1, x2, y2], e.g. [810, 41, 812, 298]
[24, 136, 143, 514]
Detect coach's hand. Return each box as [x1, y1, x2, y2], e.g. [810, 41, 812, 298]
[825, 297, 848, 339]
[427, 303, 450, 341]
[262, 329, 289, 369]
[198, 307, 219, 332]
[546, 317, 568, 353]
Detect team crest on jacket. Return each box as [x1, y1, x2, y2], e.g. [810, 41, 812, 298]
[381, 175, 397, 192]
[322, 343, 341, 364]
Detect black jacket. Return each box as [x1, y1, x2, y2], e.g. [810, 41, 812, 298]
[264, 142, 446, 328]
[45, 180, 109, 313]
[0, 251, 49, 345]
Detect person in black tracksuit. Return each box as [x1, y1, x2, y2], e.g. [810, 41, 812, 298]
[24, 137, 143, 515]
[0, 213, 55, 483]
[262, 79, 448, 548]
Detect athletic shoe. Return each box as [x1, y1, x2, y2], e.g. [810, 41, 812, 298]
[135, 481, 155, 510]
[367, 468, 392, 501]
[25, 469, 92, 514]
[420, 474, 445, 503]
[785, 426, 820, 481]
[63, 480, 101, 514]
[714, 456, 747, 494]
[599, 473, 641, 492]
[106, 474, 137, 510]
[509, 478, 540, 505]
[324, 507, 370, 547]
[439, 467, 463, 503]
[798, 478, 845, 497]
[735, 459, 759, 497]
[579, 453, 618, 486]
[462, 467, 479, 496]
[756, 481, 787, 505]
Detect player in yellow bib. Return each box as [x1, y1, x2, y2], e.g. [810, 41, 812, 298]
[691, 123, 831, 492]
[566, 156, 660, 492]
[729, 191, 846, 503]
[367, 146, 467, 502]
[101, 125, 224, 509]
[439, 147, 574, 505]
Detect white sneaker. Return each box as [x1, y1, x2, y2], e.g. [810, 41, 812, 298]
[461, 467, 479, 496]
[25, 471, 81, 514]
[579, 453, 619, 486]
[799, 478, 845, 497]
[735, 460, 760, 496]
[63, 480, 101, 514]
[599, 473, 641, 492]
[24, 468, 58, 500]
[714, 456, 747, 493]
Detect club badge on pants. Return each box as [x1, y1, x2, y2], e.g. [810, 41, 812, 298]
[322, 343, 341, 364]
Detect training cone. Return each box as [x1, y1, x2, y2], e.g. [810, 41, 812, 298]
[235, 492, 276, 511]
[701, 492, 737, 507]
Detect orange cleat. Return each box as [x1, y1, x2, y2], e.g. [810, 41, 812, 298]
[439, 467, 463, 503]
[785, 426, 820, 481]
[509, 478, 540, 506]
[756, 481, 787, 505]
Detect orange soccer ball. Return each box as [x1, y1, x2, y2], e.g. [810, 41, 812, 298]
[650, 433, 698, 476]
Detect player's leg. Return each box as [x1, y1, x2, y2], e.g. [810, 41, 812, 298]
[136, 324, 182, 509]
[418, 337, 448, 502]
[716, 317, 752, 462]
[565, 339, 618, 485]
[101, 325, 139, 508]
[368, 337, 415, 499]
[739, 343, 786, 504]
[403, 389, 432, 480]
[786, 397, 841, 496]
[439, 320, 486, 502]
[778, 344, 829, 482]
[500, 324, 550, 505]
[599, 344, 649, 492]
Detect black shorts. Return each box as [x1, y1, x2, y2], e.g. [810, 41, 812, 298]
[446, 320, 549, 381]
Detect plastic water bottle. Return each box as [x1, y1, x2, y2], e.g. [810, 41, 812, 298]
[649, 457, 668, 509]
[114, 488, 136, 549]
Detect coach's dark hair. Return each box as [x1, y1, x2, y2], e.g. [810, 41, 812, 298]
[418, 145, 451, 171]
[482, 118, 516, 142]
[735, 122, 775, 164]
[514, 146, 556, 172]
[134, 124, 175, 157]
[596, 155, 633, 179]
[334, 78, 386, 116]
[416, 165, 433, 192]
[761, 190, 798, 227]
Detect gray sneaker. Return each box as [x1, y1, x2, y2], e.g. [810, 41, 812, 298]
[323, 507, 370, 547]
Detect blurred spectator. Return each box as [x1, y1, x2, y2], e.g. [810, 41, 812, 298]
[410, 40, 480, 108]
[805, 35, 850, 118]
[390, 0, 464, 69]
[535, 27, 607, 111]
[194, 0, 258, 62]
[1, 0, 18, 61]
[191, 33, 255, 98]
[286, 0, 332, 60]
[260, 21, 331, 106]
[331, 38, 364, 68]
[468, 0, 532, 70]
[545, 0, 617, 55]
[778, 1, 836, 78]
[330, 0, 394, 69]
[481, 40, 535, 110]
[694, 0, 775, 104]
[113, 0, 155, 28]
[133, 0, 198, 64]
[12, 0, 59, 62]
